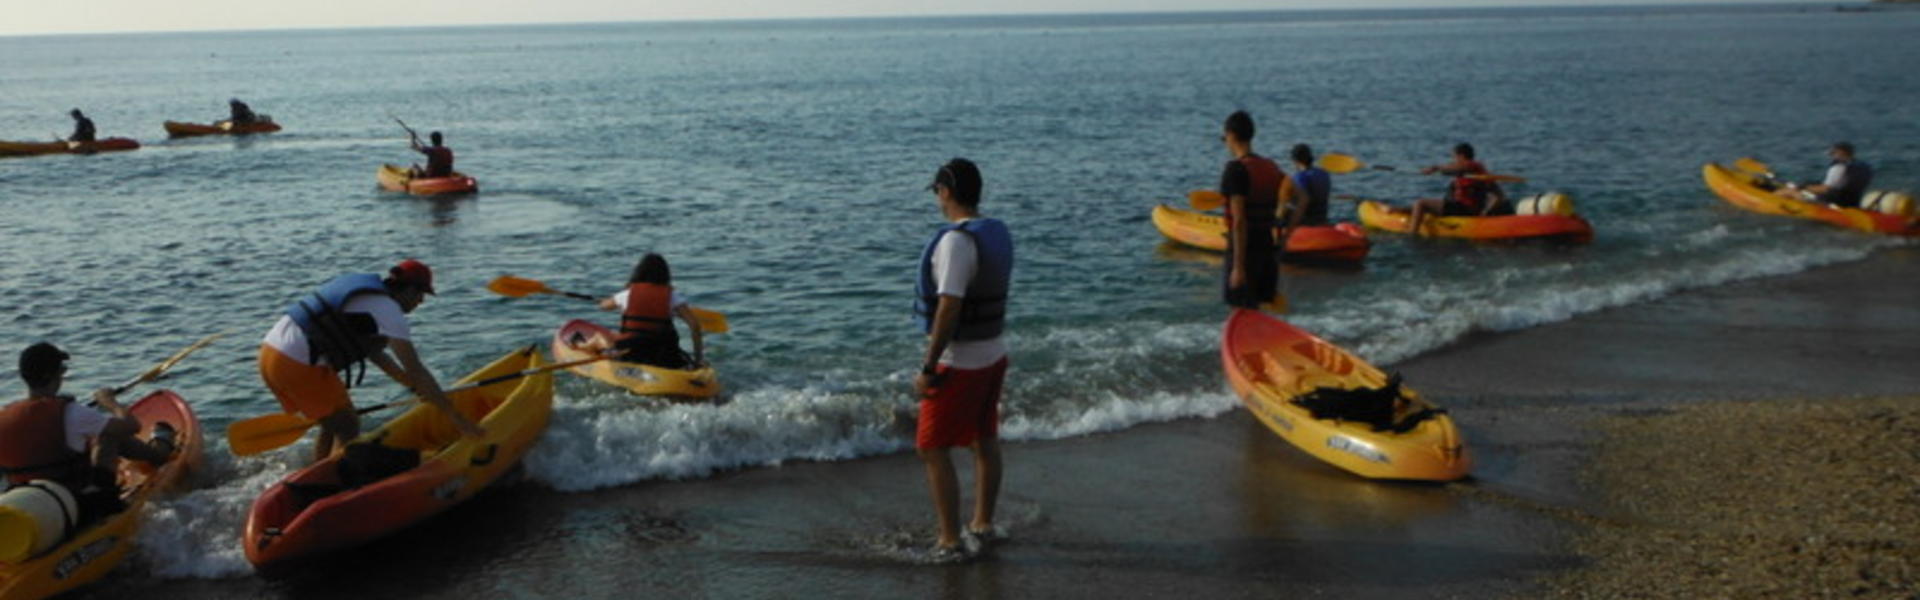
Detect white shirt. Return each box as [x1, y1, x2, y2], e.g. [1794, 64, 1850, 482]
[1823, 163, 1848, 188]
[610, 287, 689, 312]
[261, 294, 412, 366]
[62, 401, 109, 453]
[930, 221, 1008, 369]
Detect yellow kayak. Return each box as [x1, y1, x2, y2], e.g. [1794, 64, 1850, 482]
[1220, 309, 1469, 481]
[1702, 162, 1918, 236]
[552, 319, 719, 399]
[0, 391, 202, 600]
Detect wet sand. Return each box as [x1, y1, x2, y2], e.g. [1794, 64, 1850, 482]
[85, 248, 1920, 598]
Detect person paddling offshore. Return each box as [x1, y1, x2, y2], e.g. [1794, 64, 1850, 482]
[257, 259, 484, 465]
[913, 158, 1014, 560]
[1776, 142, 1873, 208]
[1407, 142, 1509, 235]
[1, 343, 176, 526]
[228, 98, 259, 125]
[1218, 110, 1290, 309]
[409, 131, 454, 179]
[67, 109, 96, 143]
[596, 253, 705, 369]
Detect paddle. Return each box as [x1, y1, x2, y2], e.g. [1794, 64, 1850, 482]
[114, 333, 227, 395]
[1733, 157, 1779, 181]
[486, 275, 731, 334]
[1326, 154, 1527, 183]
[225, 353, 611, 456]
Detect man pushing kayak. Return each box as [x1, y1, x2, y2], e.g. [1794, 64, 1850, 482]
[257, 259, 483, 464]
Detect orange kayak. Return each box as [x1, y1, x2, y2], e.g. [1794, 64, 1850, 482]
[1357, 200, 1593, 243]
[1220, 309, 1469, 481]
[0, 390, 202, 599]
[377, 163, 478, 195]
[243, 346, 551, 567]
[0, 138, 140, 158]
[1701, 162, 1919, 236]
[163, 119, 281, 137]
[1150, 204, 1371, 264]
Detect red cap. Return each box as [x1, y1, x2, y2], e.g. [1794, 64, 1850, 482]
[390, 259, 436, 294]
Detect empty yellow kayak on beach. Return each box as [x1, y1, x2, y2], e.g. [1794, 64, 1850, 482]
[1220, 309, 1469, 481]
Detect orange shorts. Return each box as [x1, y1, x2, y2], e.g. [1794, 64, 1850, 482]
[916, 357, 1008, 449]
[258, 344, 351, 420]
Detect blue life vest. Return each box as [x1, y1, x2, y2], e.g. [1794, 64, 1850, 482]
[1290, 167, 1332, 225]
[285, 273, 392, 382]
[915, 218, 1013, 342]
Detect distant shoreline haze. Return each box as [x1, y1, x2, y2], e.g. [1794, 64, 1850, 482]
[0, 0, 1863, 37]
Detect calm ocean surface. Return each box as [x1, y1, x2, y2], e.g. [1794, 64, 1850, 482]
[1, 3, 1916, 582]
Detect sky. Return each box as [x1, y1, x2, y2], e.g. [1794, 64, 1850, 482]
[1, 0, 1827, 36]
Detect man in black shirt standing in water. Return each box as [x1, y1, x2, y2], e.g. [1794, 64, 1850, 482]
[1218, 111, 1288, 309]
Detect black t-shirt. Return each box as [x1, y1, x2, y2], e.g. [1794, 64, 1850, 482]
[1219, 160, 1251, 200]
[70, 118, 96, 142]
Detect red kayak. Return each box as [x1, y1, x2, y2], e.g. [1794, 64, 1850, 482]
[1151, 204, 1371, 264]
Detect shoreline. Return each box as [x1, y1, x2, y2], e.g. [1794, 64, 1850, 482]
[84, 246, 1920, 598]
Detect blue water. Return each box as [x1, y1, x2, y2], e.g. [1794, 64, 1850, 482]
[2, 3, 1916, 579]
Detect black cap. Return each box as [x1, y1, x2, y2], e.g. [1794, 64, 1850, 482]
[19, 342, 69, 388]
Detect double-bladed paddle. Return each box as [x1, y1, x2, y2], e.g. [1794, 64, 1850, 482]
[486, 275, 730, 333]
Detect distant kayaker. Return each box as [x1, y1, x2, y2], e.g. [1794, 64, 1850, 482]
[228, 98, 258, 125]
[67, 109, 95, 143]
[410, 131, 454, 179]
[1407, 142, 1509, 235]
[1, 343, 176, 526]
[257, 259, 484, 465]
[1286, 143, 1332, 227]
[595, 253, 705, 368]
[1777, 142, 1873, 208]
[913, 158, 1013, 560]
[1219, 111, 1289, 309]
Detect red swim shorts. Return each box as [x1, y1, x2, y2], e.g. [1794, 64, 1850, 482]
[916, 357, 1008, 449]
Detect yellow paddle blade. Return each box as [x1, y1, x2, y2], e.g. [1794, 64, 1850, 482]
[1318, 153, 1364, 174]
[688, 306, 730, 334]
[1189, 189, 1226, 211]
[1260, 295, 1289, 315]
[226, 413, 318, 457]
[1734, 157, 1773, 176]
[487, 275, 552, 298]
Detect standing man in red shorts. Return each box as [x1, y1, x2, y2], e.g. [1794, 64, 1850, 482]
[912, 158, 1014, 560]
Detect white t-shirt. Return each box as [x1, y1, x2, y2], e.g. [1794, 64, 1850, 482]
[930, 222, 1008, 369]
[610, 287, 689, 312]
[261, 294, 412, 366]
[1823, 163, 1848, 188]
[62, 401, 110, 453]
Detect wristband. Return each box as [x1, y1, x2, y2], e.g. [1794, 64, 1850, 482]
[921, 365, 939, 376]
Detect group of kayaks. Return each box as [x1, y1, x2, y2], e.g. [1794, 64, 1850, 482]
[0, 314, 717, 597]
[1195, 154, 1915, 485]
[4, 115, 481, 197]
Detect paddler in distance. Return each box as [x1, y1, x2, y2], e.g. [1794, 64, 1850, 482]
[1218, 111, 1290, 309]
[1, 343, 176, 526]
[257, 259, 484, 465]
[1407, 142, 1508, 235]
[67, 109, 96, 143]
[228, 98, 259, 126]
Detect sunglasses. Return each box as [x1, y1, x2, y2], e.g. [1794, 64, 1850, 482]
[926, 165, 955, 192]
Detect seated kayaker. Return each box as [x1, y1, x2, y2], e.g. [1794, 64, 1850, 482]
[596, 253, 705, 369]
[1407, 143, 1509, 235]
[1285, 143, 1332, 228]
[0, 343, 176, 529]
[228, 98, 258, 125]
[67, 109, 96, 143]
[409, 131, 454, 179]
[1775, 142, 1873, 208]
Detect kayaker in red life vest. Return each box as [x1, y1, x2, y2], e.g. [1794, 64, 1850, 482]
[0, 343, 176, 525]
[596, 254, 705, 368]
[913, 158, 1014, 561]
[409, 131, 454, 178]
[1219, 111, 1291, 309]
[1407, 143, 1509, 235]
[67, 109, 96, 143]
[258, 260, 485, 465]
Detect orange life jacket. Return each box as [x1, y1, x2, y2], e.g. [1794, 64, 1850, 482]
[1451, 160, 1491, 211]
[0, 397, 85, 486]
[618, 283, 679, 344]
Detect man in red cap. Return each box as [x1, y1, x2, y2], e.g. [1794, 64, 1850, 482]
[257, 259, 483, 464]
